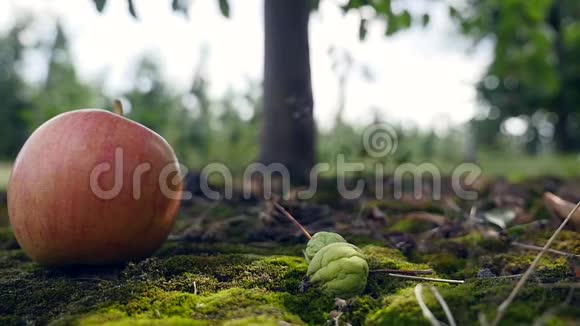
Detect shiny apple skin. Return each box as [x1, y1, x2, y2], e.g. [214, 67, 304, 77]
[8, 109, 182, 265]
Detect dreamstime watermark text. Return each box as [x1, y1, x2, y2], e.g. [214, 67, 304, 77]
[89, 123, 482, 201]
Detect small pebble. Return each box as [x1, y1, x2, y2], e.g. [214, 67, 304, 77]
[477, 268, 496, 278]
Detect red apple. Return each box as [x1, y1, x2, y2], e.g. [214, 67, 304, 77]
[8, 108, 182, 265]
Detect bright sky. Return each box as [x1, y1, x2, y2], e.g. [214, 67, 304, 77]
[0, 0, 492, 131]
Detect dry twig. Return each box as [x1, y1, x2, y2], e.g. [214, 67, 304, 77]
[274, 202, 312, 239]
[430, 285, 457, 326]
[512, 241, 579, 258]
[389, 273, 464, 284]
[414, 284, 458, 326]
[414, 284, 441, 326]
[491, 197, 580, 326]
[370, 268, 434, 275]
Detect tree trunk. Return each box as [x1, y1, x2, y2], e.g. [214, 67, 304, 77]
[551, 1, 574, 152]
[261, 0, 315, 184]
[554, 111, 574, 152]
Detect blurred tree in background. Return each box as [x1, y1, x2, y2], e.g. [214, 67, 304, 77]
[124, 54, 261, 169]
[0, 13, 262, 171]
[125, 57, 177, 135]
[0, 20, 102, 159]
[0, 23, 32, 160]
[92, 0, 432, 183]
[261, 0, 431, 182]
[454, 0, 580, 153]
[25, 22, 101, 131]
[2, 0, 580, 180]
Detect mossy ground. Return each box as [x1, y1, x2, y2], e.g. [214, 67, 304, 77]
[1, 192, 579, 325]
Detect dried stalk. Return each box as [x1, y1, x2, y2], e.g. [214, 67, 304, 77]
[274, 202, 312, 239]
[414, 284, 441, 326]
[370, 268, 434, 275]
[389, 273, 464, 284]
[430, 285, 457, 326]
[512, 241, 579, 258]
[414, 284, 458, 326]
[491, 199, 580, 326]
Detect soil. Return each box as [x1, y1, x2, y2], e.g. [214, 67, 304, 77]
[0, 176, 579, 325]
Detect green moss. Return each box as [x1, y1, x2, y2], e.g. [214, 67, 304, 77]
[1, 273, 144, 325]
[0, 247, 22, 262]
[545, 317, 577, 326]
[367, 279, 578, 325]
[388, 219, 433, 234]
[422, 253, 467, 278]
[244, 256, 307, 292]
[416, 229, 579, 280]
[341, 234, 385, 248]
[1, 224, 578, 325]
[517, 230, 580, 254]
[363, 245, 431, 272]
[308, 181, 344, 206]
[84, 316, 200, 326]
[528, 198, 553, 221]
[362, 245, 436, 296]
[366, 287, 429, 325]
[279, 290, 335, 324]
[155, 241, 305, 260]
[0, 227, 18, 250]
[181, 203, 238, 222]
[223, 315, 301, 326]
[442, 280, 579, 324]
[77, 288, 305, 325]
[363, 199, 446, 215]
[119, 254, 308, 295]
[0, 250, 325, 325]
[344, 295, 381, 325]
[452, 232, 510, 254]
[477, 253, 572, 280]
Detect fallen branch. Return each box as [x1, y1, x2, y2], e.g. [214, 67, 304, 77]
[491, 196, 580, 326]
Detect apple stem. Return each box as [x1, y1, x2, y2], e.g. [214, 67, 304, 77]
[113, 99, 124, 116]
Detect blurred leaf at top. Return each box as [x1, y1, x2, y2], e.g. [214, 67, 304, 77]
[172, 0, 190, 17]
[218, 0, 230, 18]
[92, 0, 107, 13]
[454, 0, 580, 153]
[341, 0, 428, 40]
[127, 0, 138, 19]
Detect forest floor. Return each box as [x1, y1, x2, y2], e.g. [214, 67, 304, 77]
[0, 176, 579, 325]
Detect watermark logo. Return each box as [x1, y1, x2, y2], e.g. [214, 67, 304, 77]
[88, 123, 482, 202]
[363, 123, 398, 158]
